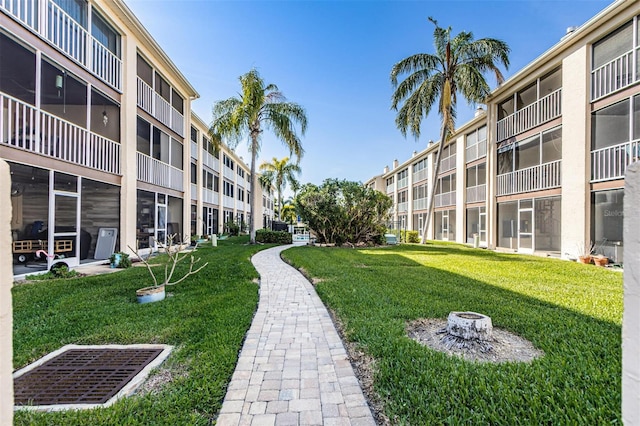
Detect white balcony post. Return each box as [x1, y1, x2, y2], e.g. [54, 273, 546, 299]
[0, 160, 13, 422]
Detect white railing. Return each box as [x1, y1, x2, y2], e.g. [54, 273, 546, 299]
[203, 188, 218, 205]
[397, 176, 408, 189]
[397, 202, 408, 213]
[413, 198, 428, 210]
[439, 154, 456, 173]
[237, 201, 245, 211]
[497, 88, 562, 142]
[191, 183, 197, 201]
[237, 177, 245, 189]
[591, 50, 634, 101]
[223, 166, 235, 181]
[466, 140, 487, 162]
[135, 78, 184, 137]
[386, 184, 394, 194]
[1, 0, 122, 91]
[91, 39, 121, 90]
[191, 141, 198, 159]
[466, 184, 486, 203]
[223, 195, 234, 209]
[496, 160, 561, 196]
[413, 168, 428, 182]
[137, 79, 154, 115]
[1, 92, 120, 174]
[434, 190, 456, 208]
[203, 151, 218, 172]
[136, 152, 184, 191]
[591, 140, 640, 182]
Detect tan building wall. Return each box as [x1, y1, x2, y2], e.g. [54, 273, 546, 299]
[0, 160, 14, 424]
[623, 162, 640, 424]
[560, 45, 590, 259]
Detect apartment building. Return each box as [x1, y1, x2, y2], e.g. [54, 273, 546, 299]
[368, 0, 638, 263]
[1, 0, 273, 276]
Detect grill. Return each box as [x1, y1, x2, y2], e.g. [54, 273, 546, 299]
[14, 348, 164, 406]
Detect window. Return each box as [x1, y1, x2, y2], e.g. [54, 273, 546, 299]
[170, 138, 183, 169]
[398, 191, 407, 203]
[592, 99, 630, 150]
[542, 128, 562, 163]
[224, 155, 235, 170]
[436, 174, 455, 194]
[155, 72, 170, 102]
[53, 0, 87, 28]
[92, 11, 120, 56]
[413, 183, 428, 200]
[137, 117, 151, 155]
[0, 33, 36, 104]
[137, 54, 153, 85]
[41, 59, 87, 128]
[238, 188, 244, 201]
[591, 189, 624, 260]
[191, 126, 198, 144]
[238, 168, 245, 178]
[171, 88, 183, 114]
[223, 180, 234, 197]
[204, 135, 219, 158]
[191, 162, 197, 184]
[498, 126, 562, 173]
[214, 175, 219, 192]
[91, 88, 119, 141]
[593, 21, 633, 70]
[466, 126, 487, 162]
[152, 127, 170, 163]
[515, 135, 540, 170]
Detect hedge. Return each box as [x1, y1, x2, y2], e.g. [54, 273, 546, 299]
[256, 229, 293, 244]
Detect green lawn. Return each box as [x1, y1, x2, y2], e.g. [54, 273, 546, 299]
[12, 236, 263, 425]
[282, 242, 623, 424]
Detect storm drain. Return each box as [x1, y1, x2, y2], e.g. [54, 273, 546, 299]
[13, 344, 173, 411]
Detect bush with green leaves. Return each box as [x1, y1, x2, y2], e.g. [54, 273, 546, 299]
[295, 179, 392, 246]
[401, 230, 420, 243]
[224, 221, 240, 236]
[255, 229, 293, 244]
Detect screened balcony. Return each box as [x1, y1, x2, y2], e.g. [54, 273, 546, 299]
[0, 0, 122, 91]
[496, 89, 562, 142]
[466, 184, 486, 204]
[591, 50, 635, 101]
[591, 139, 639, 182]
[434, 190, 455, 208]
[137, 78, 184, 137]
[1, 92, 120, 174]
[496, 160, 561, 196]
[136, 152, 183, 191]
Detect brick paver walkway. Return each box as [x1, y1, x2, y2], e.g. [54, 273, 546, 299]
[216, 244, 376, 426]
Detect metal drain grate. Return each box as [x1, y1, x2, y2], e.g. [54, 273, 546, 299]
[14, 348, 164, 406]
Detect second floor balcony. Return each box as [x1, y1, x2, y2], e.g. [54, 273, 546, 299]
[413, 197, 428, 211]
[496, 160, 561, 196]
[1, 92, 120, 174]
[434, 190, 456, 208]
[466, 184, 486, 204]
[136, 151, 183, 192]
[591, 140, 639, 182]
[497, 88, 562, 142]
[466, 140, 487, 163]
[397, 201, 408, 213]
[591, 50, 635, 101]
[1, 0, 122, 91]
[203, 188, 219, 205]
[137, 78, 184, 137]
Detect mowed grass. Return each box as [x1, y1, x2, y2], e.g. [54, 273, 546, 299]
[282, 242, 623, 424]
[12, 236, 263, 425]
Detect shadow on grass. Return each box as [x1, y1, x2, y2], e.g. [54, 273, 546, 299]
[283, 244, 622, 424]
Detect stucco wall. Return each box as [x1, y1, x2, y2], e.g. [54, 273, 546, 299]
[0, 160, 14, 424]
[623, 161, 639, 424]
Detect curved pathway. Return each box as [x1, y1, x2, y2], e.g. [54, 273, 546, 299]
[216, 244, 375, 426]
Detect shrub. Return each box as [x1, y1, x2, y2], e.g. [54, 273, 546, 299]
[401, 230, 420, 243]
[225, 221, 240, 236]
[256, 229, 292, 244]
[109, 251, 132, 268]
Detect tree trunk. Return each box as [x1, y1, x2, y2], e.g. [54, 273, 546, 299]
[249, 136, 258, 244]
[420, 121, 449, 244]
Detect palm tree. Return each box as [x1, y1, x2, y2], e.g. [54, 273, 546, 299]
[259, 156, 301, 221]
[391, 17, 509, 244]
[211, 69, 308, 243]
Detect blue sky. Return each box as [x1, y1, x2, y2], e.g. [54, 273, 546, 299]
[127, 0, 612, 189]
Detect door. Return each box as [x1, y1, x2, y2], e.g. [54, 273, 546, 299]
[155, 193, 167, 247]
[50, 172, 80, 269]
[479, 208, 487, 245]
[518, 200, 533, 253]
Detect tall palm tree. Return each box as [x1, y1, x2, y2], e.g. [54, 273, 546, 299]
[259, 156, 301, 221]
[391, 17, 509, 244]
[211, 69, 308, 243]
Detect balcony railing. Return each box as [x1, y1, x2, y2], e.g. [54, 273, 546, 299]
[223, 166, 235, 181]
[434, 190, 456, 208]
[439, 154, 456, 173]
[397, 202, 408, 213]
[1, 0, 122, 91]
[591, 140, 639, 182]
[397, 177, 408, 189]
[223, 195, 234, 209]
[466, 140, 487, 163]
[237, 201, 245, 211]
[1, 92, 120, 174]
[412, 168, 428, 182]
[413, 197, 428, 210]
[466, 184, 486, 204]
[203, 188, 219, 205]
[202, 151, 218, 172]
[190, 183, 197, 201]
[191, 141, 198, 159]
[136, 152, 183, 191]
[497, 88, 562, 142]
[136, 78, 184, 137]
[591, 50, 635, 101]
[386, 184, 394, 194]
[496, 160, 561, 196]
